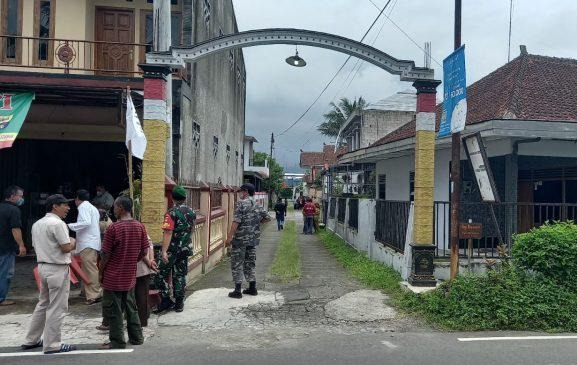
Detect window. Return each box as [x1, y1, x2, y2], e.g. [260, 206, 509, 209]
[213, 136, 219, 158]
[192, 121, 200, 149]
[409, 171, 415, 202]
[141, 10, 182, 62]
[226, 145, 231, 163]
[235, 151, 239, 167]
[34, 0, 55, 65]
[218, 27, 224, 37]
[1, 0, 22, 62]
[236, 66, 241, 85]
[203, 0, 211, 28]
[378, 174, 386, 200]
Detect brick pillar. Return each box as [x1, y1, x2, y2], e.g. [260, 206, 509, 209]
[410, 79, 441, 287]
[140, 64, 171, 243]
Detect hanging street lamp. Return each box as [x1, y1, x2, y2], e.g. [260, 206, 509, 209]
[286, 47, 306, 67]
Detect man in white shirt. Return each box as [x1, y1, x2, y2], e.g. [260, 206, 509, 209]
[68, 189, 102, 305]
[21, 194, 77, 354]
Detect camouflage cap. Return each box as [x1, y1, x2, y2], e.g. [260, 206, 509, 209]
[172, 185, 187, 200]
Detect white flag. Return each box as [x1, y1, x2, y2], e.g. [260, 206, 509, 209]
[126, 93, 147, 159]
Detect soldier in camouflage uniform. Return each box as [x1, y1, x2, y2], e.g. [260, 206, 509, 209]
[153, 186, 196, 313]
[225, 183, 271, 298]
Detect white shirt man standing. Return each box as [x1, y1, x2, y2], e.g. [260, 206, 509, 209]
[68, 189, 102, 305]
[22, 194, 76, 354]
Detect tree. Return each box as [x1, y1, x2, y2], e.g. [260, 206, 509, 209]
[252, 152, 284, 195]
[317, 96, 366, 138]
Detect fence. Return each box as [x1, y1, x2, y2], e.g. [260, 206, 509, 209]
[329, 198, 336, 219]
[337, 198, 346, 223]
[330, 183, 375, 198]
[182, 185, 201, 211]
[0, 35, 147, 75]
[210, 188, 222, 209]
[433, 201, 577, 258]
[348, 198, 359, 230]
[375, 200, 411, 253]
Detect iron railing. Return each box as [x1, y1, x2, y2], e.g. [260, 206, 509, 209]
[0, 35, 147, 75]
[330, 183, 375, 198]
[375, 200, 411, 252]
[348, 198, 359, 230]
[322, 200, 329, 225]
[337, 198, 346, 223]
[329, 198, 336, 219]
[434, 201, 577, 258]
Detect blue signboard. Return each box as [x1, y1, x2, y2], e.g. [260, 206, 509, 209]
[438, 45, 467, 138]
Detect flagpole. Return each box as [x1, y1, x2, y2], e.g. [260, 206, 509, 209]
[127, 86, 135, 213]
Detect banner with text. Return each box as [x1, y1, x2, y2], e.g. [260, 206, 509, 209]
[438, 46, 467, 138]
[0, 92, 35, 149]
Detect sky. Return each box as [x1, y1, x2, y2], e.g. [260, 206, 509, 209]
[232, 0, 577, 172]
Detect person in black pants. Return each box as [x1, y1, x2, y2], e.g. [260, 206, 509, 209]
[274, 198, 286, 230]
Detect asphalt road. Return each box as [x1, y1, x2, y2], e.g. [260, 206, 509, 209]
[3, 329, 577, 365]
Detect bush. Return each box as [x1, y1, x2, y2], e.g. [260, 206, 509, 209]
[416, 266, 577, 331]
[512, 222, 577, 287]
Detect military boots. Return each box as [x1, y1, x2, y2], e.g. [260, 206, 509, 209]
[228, 283, 243, 299]
[242, 281, 258, 296]
[174, 297, 185, 312]
[153, 297, 175, 314]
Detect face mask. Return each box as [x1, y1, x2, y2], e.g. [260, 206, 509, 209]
[16, 198, 24, 206]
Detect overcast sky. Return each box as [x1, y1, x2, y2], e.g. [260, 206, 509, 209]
[232, 0, 577, 172]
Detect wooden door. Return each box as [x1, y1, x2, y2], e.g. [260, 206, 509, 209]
[517, 181, 534, 233]
[95, 8, 134, 75]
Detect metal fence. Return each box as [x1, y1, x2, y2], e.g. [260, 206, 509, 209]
[0, 35, 147, 75]
[329, 198, 336, 219]
[375, 200, 411, 252]
[322, 200, 329, 225]
[433, 201, 577, 258]
[348, 198, 359, 230]
[337, 198, 346, 223]
[330, 183, 375, 198]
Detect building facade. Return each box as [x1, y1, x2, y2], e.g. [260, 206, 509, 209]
[0, 0, 245, 245]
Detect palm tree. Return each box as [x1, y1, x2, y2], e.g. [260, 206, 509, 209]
[317, 96, 366, 138]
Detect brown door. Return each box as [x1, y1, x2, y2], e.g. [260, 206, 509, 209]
[517, 181, 534, 233]
[95, 8, 134, 75]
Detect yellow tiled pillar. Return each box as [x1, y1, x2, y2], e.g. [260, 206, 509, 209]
[140, 64, 171, 243]
[409, 79, 441, 287]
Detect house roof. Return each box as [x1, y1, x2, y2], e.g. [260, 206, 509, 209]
[244, 135, 258, 143]
[300, 144, 347, 168]
[366, 89, 416, 112]
[371, 51, 577, 147]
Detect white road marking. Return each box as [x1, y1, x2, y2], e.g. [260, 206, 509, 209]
[458, 335, 577, 342]
[0, 349, 134, 357]
[381, 340, 398, 349]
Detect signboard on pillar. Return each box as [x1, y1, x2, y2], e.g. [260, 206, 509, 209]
[438, 45, 467, 138]
[0, 92, 35, 149]
[463, 133, 500, 202]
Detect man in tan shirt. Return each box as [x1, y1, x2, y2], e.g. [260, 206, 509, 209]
[21, 194, 77, 354]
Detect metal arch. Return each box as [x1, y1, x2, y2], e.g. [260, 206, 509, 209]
[146, 28, 435, 82]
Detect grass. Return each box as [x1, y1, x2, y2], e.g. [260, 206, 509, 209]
[270, 221, 301, 282]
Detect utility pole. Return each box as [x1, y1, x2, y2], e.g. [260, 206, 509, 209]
[269, 132, 275, 159]
[153, 0, 173, 177]
[450, 0, 462, 280]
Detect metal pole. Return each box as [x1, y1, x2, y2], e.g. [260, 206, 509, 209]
[449, 0, 462, 280]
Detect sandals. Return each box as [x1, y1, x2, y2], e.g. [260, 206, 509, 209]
[96, 324, 110, 331]
[44, 343, 76, 354]
[85, 297, 102, 306]
[21, 340, 43, 350]
[0, 299, 15, 306]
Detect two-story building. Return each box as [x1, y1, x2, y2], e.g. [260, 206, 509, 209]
[0, 0, 246, 244]
[242, 135, 269, 192]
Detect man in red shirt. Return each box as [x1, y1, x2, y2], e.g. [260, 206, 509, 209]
[99, 196, 150, 349]
[302, 198, 316, 235]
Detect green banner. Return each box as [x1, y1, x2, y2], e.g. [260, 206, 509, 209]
[0, 92, 35, 149]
